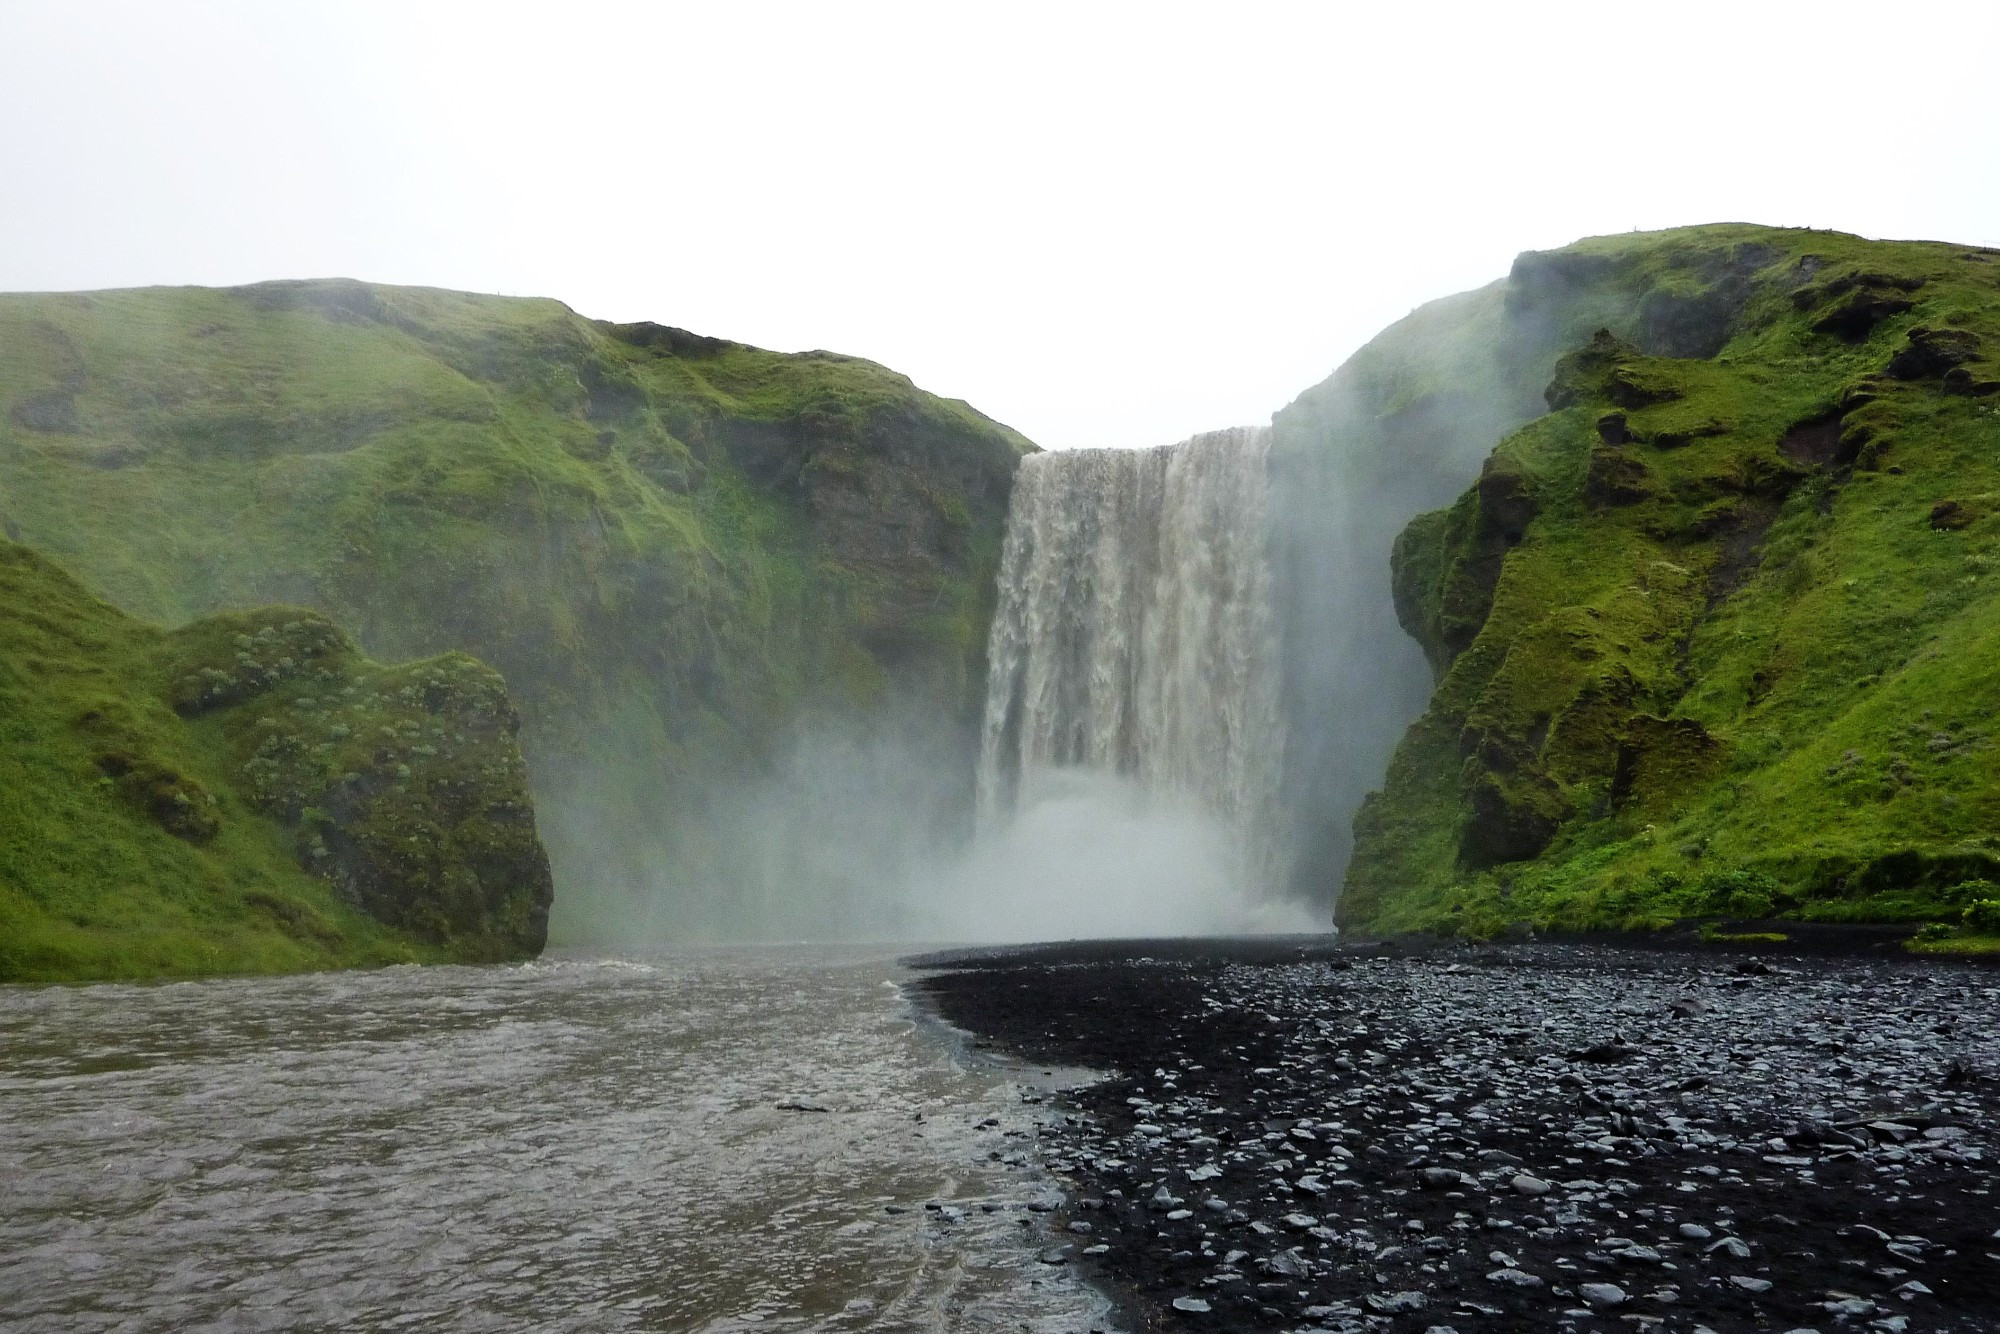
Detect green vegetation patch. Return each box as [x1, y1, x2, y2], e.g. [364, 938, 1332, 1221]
[1343, 226, 2000, 939]
[0, 541, 550, 983]
[0, 283, 1032, 936]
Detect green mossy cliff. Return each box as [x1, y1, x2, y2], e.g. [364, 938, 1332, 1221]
[0, 541, 552, 981]
[0, 281, 1030, 938]
[1338, 225, 2000, 943]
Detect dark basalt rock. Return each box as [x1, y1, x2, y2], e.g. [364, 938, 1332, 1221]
[1604, 364, 1685, 410]
[1810, 288, 1917, 342]
[1942, 366, 2000, 396]
[1778, 411, 1845, 467]
[1475, 456, 1538, 537]
[1889, 326, 1983, 380]
[1930, 499, 1973, 531]
[1460, 768, 1568, 868]
[1545, 330, 1639, 411]
[1583, 444, 1655, 507]
[1799, 270, 1926, 341]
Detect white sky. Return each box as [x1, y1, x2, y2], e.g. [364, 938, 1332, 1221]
[4, 1, 1997, 451]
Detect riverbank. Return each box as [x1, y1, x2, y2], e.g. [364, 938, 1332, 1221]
[911, 936, 2000, 1333]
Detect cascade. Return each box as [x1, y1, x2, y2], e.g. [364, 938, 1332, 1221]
[976, 426, 1288, 894]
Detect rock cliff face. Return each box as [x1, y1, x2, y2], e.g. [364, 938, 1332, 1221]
[0, 283, 1031, 939]
[1332, 225, 2000, 944]
[0, 540, 551, 981]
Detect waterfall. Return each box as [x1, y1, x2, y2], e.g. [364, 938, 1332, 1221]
[976, 426, 1289, 897]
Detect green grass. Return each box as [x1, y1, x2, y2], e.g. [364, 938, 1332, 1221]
[0, 282, 1032, 935]
[1343, 225, 2000, 937]
[1908, 931, 2000, 956]
[0, 540, 549, 983]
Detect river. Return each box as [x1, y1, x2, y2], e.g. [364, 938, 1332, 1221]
[0, 948, 1113, 1332]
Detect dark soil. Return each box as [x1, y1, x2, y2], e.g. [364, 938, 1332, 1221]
[910, 936, 2000, 1334]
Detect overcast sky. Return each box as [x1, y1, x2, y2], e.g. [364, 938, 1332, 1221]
[4, 1, 1997, 450]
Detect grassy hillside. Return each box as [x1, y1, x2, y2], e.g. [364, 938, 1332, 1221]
[0, 281, 1031, 939]
[1340, 225, 2000, 949]
[1269, 227, 1720, 895]
[0, 541, 551, 982]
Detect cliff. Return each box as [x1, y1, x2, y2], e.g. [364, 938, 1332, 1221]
[0, 540, 552, 981]
[1334, 225, 2000, 948]
[0, 281, 1032, 939]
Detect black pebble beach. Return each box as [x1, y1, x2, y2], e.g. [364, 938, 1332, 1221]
[911, 936, 2000, 1333]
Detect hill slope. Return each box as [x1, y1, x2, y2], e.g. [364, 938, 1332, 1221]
[1337, 225, 2000, 945]
[0, 541, 552, 982]
[0, 282, 1031, 939]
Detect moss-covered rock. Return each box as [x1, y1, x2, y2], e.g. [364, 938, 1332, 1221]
[0, 283, 1030, 937]
[1339, 225, 2000, 939]
[0, 540, 550, 981]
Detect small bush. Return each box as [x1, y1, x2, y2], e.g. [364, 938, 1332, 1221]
[1695, 867, 1785, 918]
[1963, 899, 2000, 932]
[1943, 877, 2000, 907]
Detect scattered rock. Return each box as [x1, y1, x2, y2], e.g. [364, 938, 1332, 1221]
[774, 1098, 832, 1113]
[916, 939, 2000, 1333]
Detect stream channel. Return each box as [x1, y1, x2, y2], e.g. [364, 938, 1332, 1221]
[0, 947, 1113, 1332]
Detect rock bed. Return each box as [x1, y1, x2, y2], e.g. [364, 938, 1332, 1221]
[913, 939, 2000, 1333]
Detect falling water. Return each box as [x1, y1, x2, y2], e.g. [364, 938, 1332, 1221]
[976, 426, 1289, 899]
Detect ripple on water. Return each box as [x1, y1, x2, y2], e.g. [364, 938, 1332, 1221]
[0, 946, 1112, 1333]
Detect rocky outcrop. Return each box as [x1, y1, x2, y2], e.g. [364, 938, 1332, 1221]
[162, 607, 552, 958]
[0, 540, 551, 981]
[1338, 227, 2000, 942]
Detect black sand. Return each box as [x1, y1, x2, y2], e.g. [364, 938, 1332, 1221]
[911, 936, 2000, 1333]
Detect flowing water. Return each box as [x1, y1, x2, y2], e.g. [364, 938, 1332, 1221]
[0, 950, 1113, 1332]
[978, 426, 1287, 892]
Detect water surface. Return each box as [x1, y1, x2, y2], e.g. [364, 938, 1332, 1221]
[0, 947, 1110, 1332]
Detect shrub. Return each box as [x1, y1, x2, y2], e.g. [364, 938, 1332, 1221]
[1943, 877, 2000, 907]
[1695, 867, 1785, 918]
[1963, 899, 2000, 932]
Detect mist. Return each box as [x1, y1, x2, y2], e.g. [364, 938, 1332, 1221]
[924, 769, 1322, 940]
[541, 722, 1313, 947]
